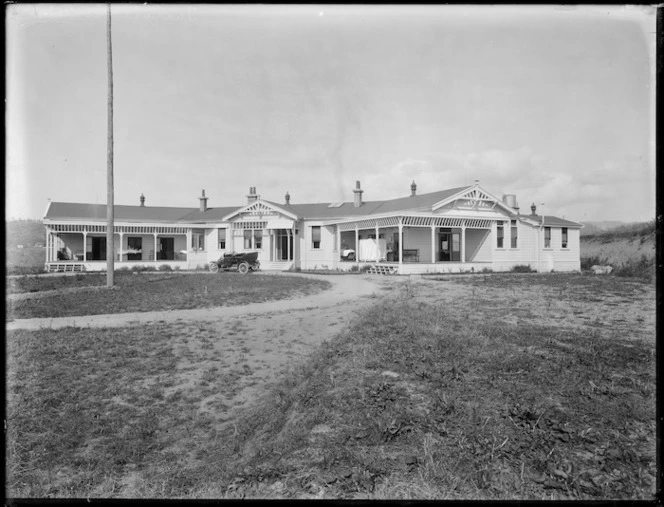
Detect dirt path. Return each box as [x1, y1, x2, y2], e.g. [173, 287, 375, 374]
[6, 272, 392, 331]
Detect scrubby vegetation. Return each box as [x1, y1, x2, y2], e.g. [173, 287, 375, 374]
[580, 220, 655, 282]
[510, 265, 535, 273]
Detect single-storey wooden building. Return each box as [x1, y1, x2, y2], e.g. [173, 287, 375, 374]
[43, 181, 582, 273]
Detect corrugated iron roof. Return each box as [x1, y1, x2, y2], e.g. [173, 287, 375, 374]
[44, 202, 197, 222]
[177, 207, 244, 223]
[525, 215, 583, 227]
[270, 186, 470, 219]
[43, 188, 581, 227]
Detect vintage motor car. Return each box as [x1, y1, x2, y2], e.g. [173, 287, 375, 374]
[208, 251, 260, 274]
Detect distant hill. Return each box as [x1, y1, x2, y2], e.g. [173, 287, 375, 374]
[580, 220, 655, 281]
[581, 220, 655, 240]
[6, 219, 44, 249]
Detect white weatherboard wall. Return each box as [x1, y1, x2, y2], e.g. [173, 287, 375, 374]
[491, 223, 580, 272]
[493, 221, 536, 271]
[301, 223, 336, 269]
[465, 229, 491, 262]
[402, 227, 433, 263]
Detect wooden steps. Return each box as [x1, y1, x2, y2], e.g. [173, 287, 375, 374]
[367, 264, 398, 275]
[47, 263, 85, 273]
[260, 261, 293, 271]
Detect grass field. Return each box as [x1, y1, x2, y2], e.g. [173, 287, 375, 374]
[5, 273, 655, 500]
[7, 273, 331, 320]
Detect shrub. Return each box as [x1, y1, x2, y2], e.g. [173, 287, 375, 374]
[511, 265, 535, 273]
[481, 267, 493, 273]
[350, 265, 359, 272]
[129, 265, 156, 272]
[615, 254, 655, 282]
[158, 264, 173, 272]
[580, 255, 608, 271]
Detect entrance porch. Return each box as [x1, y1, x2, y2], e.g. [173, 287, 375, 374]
[45, 223, 189, 272]
[335, 215, 494, 269]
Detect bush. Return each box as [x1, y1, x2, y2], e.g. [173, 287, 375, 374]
[615, 255, 655, 282]
[511, 265, 534, 273]
[129, 265, 156, 272]
[158, 264, 173, 271]
[580, 255, 608, 271]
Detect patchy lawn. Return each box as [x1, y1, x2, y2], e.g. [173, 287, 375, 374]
[214, 278, 656, 500]
[6, 273, 331, 320]
[5, 274, 656, 500]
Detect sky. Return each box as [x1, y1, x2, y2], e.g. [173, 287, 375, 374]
[6, 4, 656, 223]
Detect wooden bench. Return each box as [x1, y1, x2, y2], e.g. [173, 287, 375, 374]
[402, 249, 419, 262]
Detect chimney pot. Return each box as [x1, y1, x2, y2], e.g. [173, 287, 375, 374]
[353, 181, 364, 207]
[530, 203, 537, 216]
[285, 191, 291, 205]
[247, 186, 259, 205]
[140, 194, 145, 207]
[410, 180, 417, 196]
[199, 190, 209, 212]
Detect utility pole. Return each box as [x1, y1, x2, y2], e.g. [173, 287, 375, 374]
[106, 2, 115, 287]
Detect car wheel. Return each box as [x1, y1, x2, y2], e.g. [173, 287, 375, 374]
[209, 262, 219, 273]
[238, 262, 249, 274]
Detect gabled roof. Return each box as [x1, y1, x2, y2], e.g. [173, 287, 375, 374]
[43, 186, 581, 227]
[176, 207, 243, 223]
[432, 184, 518, 215]
[524, 215, 583, 228]
[278, 186, 470, 219]
[44, 202, 198, 222]
[223, 199, 299, 222]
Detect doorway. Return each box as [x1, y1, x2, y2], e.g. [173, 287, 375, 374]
[91, 237, 106, 261]
[159, 237, 175, 260]
[440, 231, 461, 261]
[275, 229, 293, 261]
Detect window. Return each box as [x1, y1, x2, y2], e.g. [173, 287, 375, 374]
[254, 229, 263, 249]
[243, 229, 252, 249]
[544, 227, 551, 248]
[312, 226, 321, 249]
[128, 237, 142, 251]
[218, 228, 226, 250]
[511, 220, 518, 248]
[497, 222, 504, 248]
[562, 227, 568, 249]
[191, 229, 205, 251]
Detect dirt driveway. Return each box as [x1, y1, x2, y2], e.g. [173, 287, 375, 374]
[6, 272, 391, 331]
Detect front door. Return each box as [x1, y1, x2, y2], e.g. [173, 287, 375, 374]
[159, 237, 175, 260]
[91, 237, 106, 261]
[275, 229, 293, 261]
[440, 232, 461, 261]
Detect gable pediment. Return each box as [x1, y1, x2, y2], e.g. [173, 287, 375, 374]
[222, 200, 299, 222]
[432, 185, 516, 216]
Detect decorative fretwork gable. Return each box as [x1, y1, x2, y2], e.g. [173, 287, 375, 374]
[432, 184, 517, 215]
[222, 199, 298, 222]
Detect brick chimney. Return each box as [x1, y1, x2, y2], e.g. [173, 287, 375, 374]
[247, 186, 259, 205]
[199, 189, 208, 212]
[285, 191, 290, 205]
[530, 203, 537, 216]
[410, 180, 417, 196]
[140, 194, 145, 207]
[353, 181, 364, 207]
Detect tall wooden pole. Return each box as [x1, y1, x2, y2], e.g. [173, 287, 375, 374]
[106, 3, 115, 286]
